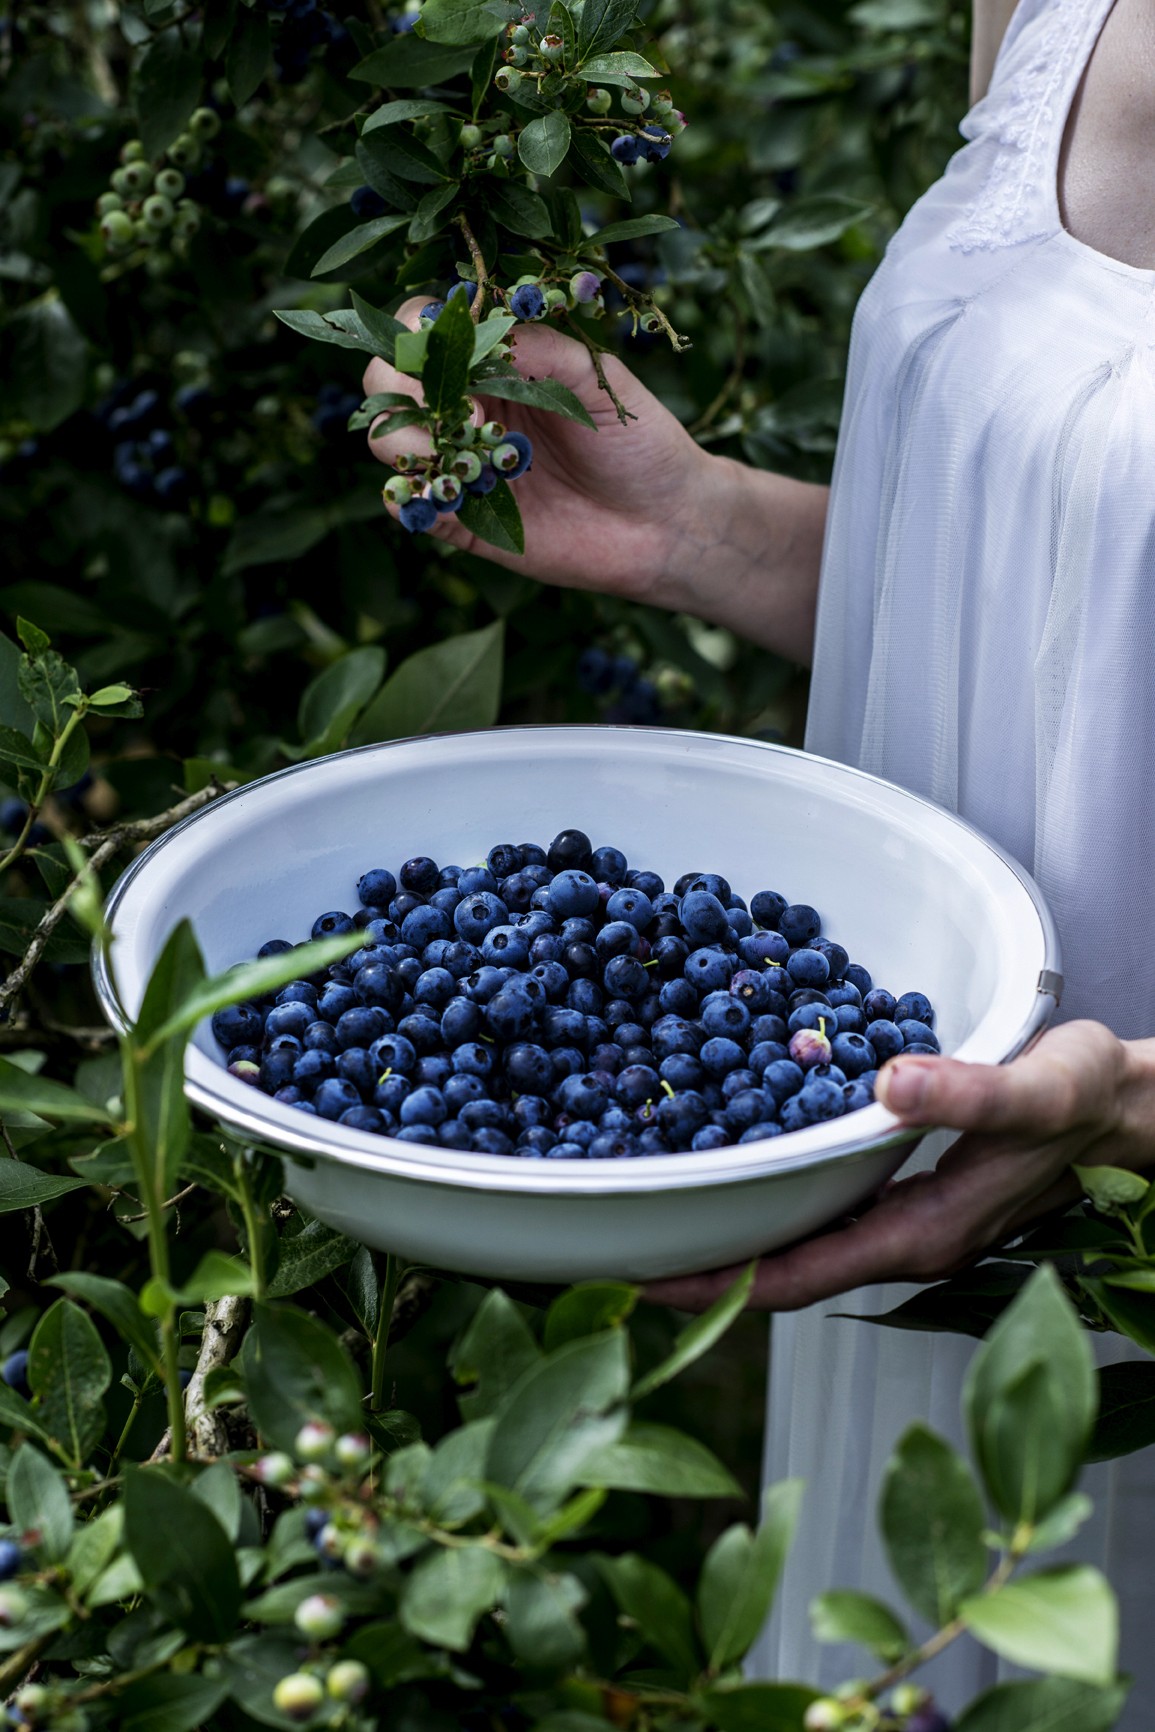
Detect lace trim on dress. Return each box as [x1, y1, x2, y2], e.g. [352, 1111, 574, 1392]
[948, 0, 1114, 253]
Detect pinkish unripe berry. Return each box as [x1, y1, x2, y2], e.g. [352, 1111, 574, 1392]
[294, 1420, 335, 1462]
[334, 1431, 371, 1470]
[272, 1674, 324, 1722]
[294, 1592, 345, 1641]
[253, 1451, 295, 1487]
[789, 1027, 832, 1070]
[569, 270, 602, 304]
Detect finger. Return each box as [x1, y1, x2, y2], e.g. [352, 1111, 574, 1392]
[873, 1020, 1122, 1137]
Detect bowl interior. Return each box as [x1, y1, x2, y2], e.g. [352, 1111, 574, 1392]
[98, 727, 1056, 1188]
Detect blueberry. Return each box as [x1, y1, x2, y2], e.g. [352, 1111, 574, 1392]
[212, 1002, 263, 1049]
[814, 938, 849, 980]
[312, 910, 355, 939]
[605, 887, 652, 931]
[399, 497, 439, 534]
[0, 1541, 21, 1582]
[639, 124, 673, 161]
[454, 891, 508, 944]
[314, 1078, 362, 1120]
[679, 890, 729, 945]
[700, 1036, 747, 1077]
[700, 993, 751, 1041]
[481, 925, 530, 968]
[265, 1001, 313, 1040]
[546, 829, 592, 874]
[611, 135, 642, 165]
[350, 184, 387, 219]
[843, 1079, 874, 1112]
[451, 1042, 496, 1080]
[548, 869, 599, 920]
[294, 1050, 335, 1091]
[318, 982, 358, 1022]
[657, 1089, 709, 1143]
[738, 1121, 783, 1144]
[786, 947, 830, 988]
[602, 955, 649, 1000]
[830, 1032, 877, 1077]
[590, 844, 628, 883]
[509, 283, 546, 321]
[865, 1019, 904, 1061]
[898, 1019, 939, 1051]
[895, 991, 935, 1028]
[835, 1004, 867, 1034]
[844, 963, 873, 996]
[337, 1048, 378, 1094]
[400, 1086, 448, 1127]
[1, 1351, 30, 1399]
[358, 868, 397, 909]
[763, 1059, 805, 1105]
[472, 1126, 515, 1155]
[779, 904, 821, 946]
[684, 948, 734, 994]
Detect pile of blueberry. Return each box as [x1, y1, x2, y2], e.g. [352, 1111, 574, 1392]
[93, 383, 194, 507]
[213, 831, 940, 1159]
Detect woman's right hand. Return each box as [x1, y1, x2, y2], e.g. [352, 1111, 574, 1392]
[362, 302, 714, 606]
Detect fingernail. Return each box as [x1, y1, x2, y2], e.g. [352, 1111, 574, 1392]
[879, 1062, 930, 1116]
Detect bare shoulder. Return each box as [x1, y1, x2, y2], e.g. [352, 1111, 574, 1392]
[970, 0, 1021, 103]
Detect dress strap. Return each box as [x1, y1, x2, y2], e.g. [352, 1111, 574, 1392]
[948, 0, 1115, 253]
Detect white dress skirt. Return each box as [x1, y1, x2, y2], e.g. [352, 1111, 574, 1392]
[750, 0, 1155, 1720]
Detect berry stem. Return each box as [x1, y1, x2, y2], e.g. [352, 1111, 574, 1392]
[600, 262, 691, 353]
[369, 1252, 403, 1412]
[455, 212, 489, 322]
[566, 319, 637, 427]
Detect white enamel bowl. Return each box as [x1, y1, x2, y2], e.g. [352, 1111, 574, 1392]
[93, 727, 1061, 1282]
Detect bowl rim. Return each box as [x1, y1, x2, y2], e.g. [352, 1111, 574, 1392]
[92, 724, 1062, 1196]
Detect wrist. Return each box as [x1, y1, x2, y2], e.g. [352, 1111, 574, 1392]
[1116, 1036, 1155, 1167]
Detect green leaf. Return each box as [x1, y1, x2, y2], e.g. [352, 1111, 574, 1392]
[518, 112, 573, 178]
[6, 1442, 74, 1560]
[267, 1218, 358, 1298]
[458, 478, 526, 556]
[960, 1567, 1118, 1686]
[48, 1273, 161, 1375]
[4, 299, 87, 435]
[424, 287, 476, 416]
[544, 1282, 637, 1351]
[143, 929, 365, 1050]
[487, 182, 554, 239]
[579, 50, 659, 83]
[410, 180, 461, 244]
[361, 97, 455, 130]
[28, 1299, 111, 1468]
[1087, 1360, 1155, 1461]
[596, 1552, 699, 1680]
[0, 1381, 53, 1447]
[0, 1161, 89, 1213]
[395, 329, 429, 376]
[588, 214, 680, 246]
[273, 308, 380, 355]
[192, 1459, 244, 1543]
[310, 214, 410, 277]
[296, 646, 386, 757]
[633, 1263, 754, 1398]
[451, 1288, 541, 1421]
[0, 724, 46, 772]
[240, 1301, 364, 1451]
[577, 0, 640, 59]
[504, 1568, 587, 1670]
[579, 1422, 741, 1498]
[879, 1423, 987, 1627]
[418, 0, 507, 42]
[964, 1265, 1096, 1523]
[473, 371, 596, 429]
[67, 1505, 124, 1597]
[1083, 1277, 1155, 1354]
[472, 314, 517, 363]
[486, 1330, 629, 1513]
[226, 4, 269, 104]
[1025, 1492, 1093, 1553]
[1074, 1165, 1150, 1209]
[751, 195, 874, 252]
[695, 1684, 822, 1732]
[350, 619, 505, 743]
[0, 1057, 113, 1125]
[809, 1590, 908, 1662]
[569, 127, 630, 198]
[955, 1678, 1128, 1732]
[143, 1249, 257, 1315]
[351, 34, 479, 85]
[401, 1545, 507, 1650]
[697, 1480, 803, 1672]
[118, 1675, 231, 1732]
[124, 1468, 242, 1642]
[422, 1417, 495, 1525]
[134, 30, 202, 161]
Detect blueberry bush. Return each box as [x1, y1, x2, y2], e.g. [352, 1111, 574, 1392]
[0, 0, 1138, 1727]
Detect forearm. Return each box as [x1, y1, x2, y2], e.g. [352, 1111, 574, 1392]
[648, 452, 829, 666]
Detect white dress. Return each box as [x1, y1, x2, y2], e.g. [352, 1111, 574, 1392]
[752, 0, 1155, 1720]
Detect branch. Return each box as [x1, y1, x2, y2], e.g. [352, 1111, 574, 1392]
[186, 1292, 249, 1458]
[455, 211, 489, 322]
[567, 320, 637, 427]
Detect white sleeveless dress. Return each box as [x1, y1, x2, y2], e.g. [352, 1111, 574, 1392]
[752, 1, 1155, 1720]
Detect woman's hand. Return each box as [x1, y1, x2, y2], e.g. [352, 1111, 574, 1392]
[645, 1021, 1155, 1312]
[362, 302, 711, 606]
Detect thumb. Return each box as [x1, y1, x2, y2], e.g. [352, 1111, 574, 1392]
[874, 1048, 1068, 1136]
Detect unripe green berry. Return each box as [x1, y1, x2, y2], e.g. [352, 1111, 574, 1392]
[122, 160, 153, 195]
[316, 1521, 346, 1561]
[0, 1584, 27, 1627]
[155, 166, 185, 199]
[120, 138, 146, 163]
[327, 1659, 371, 1704]
[503, 43, 528, 65]
[586, 87, 613, 115]
[539, 32, 564, 59]
[490, 440, 521, 473]
[494, 66, 522, 92]
[447, 420, 476, 446]
[492, 133, 515, 157]
[804, 1702, 846, 1731]
[298, 1464, 328, 1501]
[511, 22, 530, 42]
[430, 473, 463, 505]
[486, 154, 510, 176]
[343, 1534, 382, 1577]
[142, 194, 174, 228]
[451, 449, 483, 483]
[96, 191, 123, 216]
[295, 1419, 335, 1462]
[621, 85, 650, 114]
[14, 1683, 50, 1718]
[272, 1673, 324, 1722]
[334, 1431, 371, 1470]
[891, 1685, 928, 1716]
[253, 1451, 295, 1487]
[173, 202, 201, 238]
[189, 106, 221, 139]
[545, 287, 568, 314]
[294, 1592, 345, 1641]
[100, 210, 136, 250]
[383, 475, 413, 506]
[166, 133, 202, 170]
[110, 166, 137, 198]
[479, 420, 506, 447]
[459, 123, 483, 149]
[640, 311, 663, 333]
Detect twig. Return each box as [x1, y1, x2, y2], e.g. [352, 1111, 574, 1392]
[118, 1183, 198, 1225]
[186, 1293, 248, 1459]
[455, 211, 489, 321]
[568, 320, 637, 427]
[600, 262, 691, 353]
[0, 1635, 53, 1695]
[0, 782, 234, 1018]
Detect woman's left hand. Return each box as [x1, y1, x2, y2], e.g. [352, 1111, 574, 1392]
[644, 1021, 1155, 1312]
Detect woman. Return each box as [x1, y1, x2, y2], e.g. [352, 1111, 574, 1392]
[366, 0, 1155, 1714]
